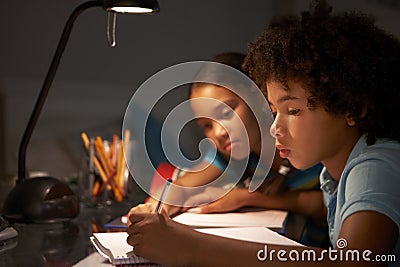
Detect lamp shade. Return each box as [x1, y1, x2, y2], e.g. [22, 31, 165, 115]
[103, 0, 160, 13]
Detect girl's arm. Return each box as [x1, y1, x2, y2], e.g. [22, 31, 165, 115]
[188, 187, 327, 219]
[142, 162, 223, 216]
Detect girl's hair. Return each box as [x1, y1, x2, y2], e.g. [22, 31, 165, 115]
[208, 52, 247, 74]
[189, 52, 247, 97]
[243, 0, 400, 144]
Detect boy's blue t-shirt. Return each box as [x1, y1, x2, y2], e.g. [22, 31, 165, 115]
[320, 135, 400, 263]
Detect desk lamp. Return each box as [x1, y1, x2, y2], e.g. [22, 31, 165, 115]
[2, 0, 160, 224]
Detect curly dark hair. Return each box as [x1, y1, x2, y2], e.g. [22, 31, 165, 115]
[243, 0, 400, 145]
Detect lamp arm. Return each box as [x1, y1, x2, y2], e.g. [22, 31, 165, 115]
[17, 0, 103, 183]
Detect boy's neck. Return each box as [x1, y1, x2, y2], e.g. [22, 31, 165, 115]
[322, 132, 362, 181]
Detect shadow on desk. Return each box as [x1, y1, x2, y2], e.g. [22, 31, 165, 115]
[73, 252, 111, 267]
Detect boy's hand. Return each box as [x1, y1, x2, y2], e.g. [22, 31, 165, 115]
[126, 203, 156, 227]
[126, 212, 198, 266]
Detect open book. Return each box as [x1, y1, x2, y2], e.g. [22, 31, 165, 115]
[91, 227, 301, 266]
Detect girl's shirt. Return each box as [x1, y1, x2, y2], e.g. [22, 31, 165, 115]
[203, 150, 322, 191]
[320, 135, 400, 264]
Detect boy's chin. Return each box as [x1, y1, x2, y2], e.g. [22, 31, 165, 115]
[289, 159, 316, 170]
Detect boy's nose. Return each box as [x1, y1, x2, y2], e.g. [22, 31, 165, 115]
[270, 119, 276, 138]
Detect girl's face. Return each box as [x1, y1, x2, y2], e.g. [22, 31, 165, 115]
[190, 84, 261, 160]
[267, 80, 359, 174]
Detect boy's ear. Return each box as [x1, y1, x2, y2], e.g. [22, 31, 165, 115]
[345, 114, 357, 126]
[345, 105, 367, 126]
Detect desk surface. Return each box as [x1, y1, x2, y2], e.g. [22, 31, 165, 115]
[0, 204, 312, 267]
[0, 202, 135, 267]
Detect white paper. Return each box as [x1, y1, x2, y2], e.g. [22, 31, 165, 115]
[173, 209, 288, 228]
[196, 227, 303, 246]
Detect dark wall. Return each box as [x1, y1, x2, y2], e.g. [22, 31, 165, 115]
[0, 0, 399, 180]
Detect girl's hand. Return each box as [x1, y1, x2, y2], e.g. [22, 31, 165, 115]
[182, 186, 225, 209]
[183, 187, 250, 214]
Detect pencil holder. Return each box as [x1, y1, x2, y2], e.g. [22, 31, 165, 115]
[78, 132, 132, 208]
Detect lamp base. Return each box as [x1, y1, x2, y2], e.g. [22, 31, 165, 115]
[0, 226, 18, 254]
[2, 176, 79, 224]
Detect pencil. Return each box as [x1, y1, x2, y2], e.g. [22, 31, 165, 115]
[92, 180, 100, 196]
[88, 138, 95, 197]
[115, 129, 130, 194]
[94, 136, 115, 177]
[115, 139, 124, 192]
[81, 132, 118, 196]
[155, 179, 172, 214]
[111, 134, 119, 167]
[121, 129, 130, 191]
[80, 132, 90, 148]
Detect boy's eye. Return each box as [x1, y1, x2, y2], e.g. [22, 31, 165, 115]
[268, 104, 277, 118]
[288, 109, 300, 115]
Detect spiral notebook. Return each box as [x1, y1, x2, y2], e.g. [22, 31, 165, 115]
[90, 232, 150, 265]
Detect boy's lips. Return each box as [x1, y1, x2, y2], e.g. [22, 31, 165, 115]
[276, 144, 290, 158]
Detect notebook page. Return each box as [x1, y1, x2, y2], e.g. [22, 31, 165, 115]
[173, 210, 288, 228]
[196, 227, 303, 246]
[91, 232, 149, 265]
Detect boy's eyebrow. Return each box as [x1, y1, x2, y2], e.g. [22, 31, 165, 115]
[267, 95, 300, 106]
[277, 95, 300, 103]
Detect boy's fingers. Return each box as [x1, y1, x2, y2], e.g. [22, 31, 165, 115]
[127, 213, 148, 235]
[129, 212, 146, 224]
